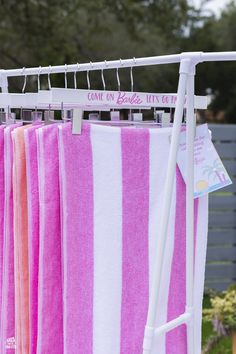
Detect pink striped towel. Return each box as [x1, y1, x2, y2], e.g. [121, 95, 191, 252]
[0, 126, 5, 339]
[1, 124, 21, 354]
[36, 124, 63, 354]
[58, 122, 208, 354]
[13, 125, 34, 354]
[24, 124, 43, 354]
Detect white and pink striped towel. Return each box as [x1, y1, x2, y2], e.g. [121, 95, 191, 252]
[58, 122, 208, 354]
[1, 124, 21, 354]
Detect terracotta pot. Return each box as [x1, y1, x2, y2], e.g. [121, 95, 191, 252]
[232, 332, 236, 354]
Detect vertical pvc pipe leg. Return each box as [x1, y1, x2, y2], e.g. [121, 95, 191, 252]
[142, 58, 192, 354]
[186, 65, 196, 354]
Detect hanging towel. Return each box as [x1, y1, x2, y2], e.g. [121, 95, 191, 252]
[24, 124, 43, 354]
[58, 122, 208, 354]
[0, 126, 5, 344]
[58, 123, 94, 354]
[36, 124, 63, 354]
[1, 123, 21, 354]
[12, 125, 32, 354]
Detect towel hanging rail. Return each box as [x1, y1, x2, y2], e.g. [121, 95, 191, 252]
[1, 51, 236, 79]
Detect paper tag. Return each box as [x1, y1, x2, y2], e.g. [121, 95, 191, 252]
[177, 124, 232, 198]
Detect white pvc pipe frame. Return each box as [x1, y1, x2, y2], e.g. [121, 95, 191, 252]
[1, 51, 236, 354]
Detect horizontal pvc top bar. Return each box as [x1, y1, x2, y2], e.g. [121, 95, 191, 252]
[2, 52, 236, 77]
[202, 51, 236, 61]
[2, 54, 182, 77]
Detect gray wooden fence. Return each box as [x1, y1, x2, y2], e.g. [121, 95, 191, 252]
[205, 124, 236, 291]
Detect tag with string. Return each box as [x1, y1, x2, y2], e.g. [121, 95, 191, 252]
[176, 124, 232, 198]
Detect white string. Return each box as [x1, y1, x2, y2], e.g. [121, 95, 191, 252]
[130, 66, 134, 92]
[22, 67, 27, 93]
[87, 62, 93, 90]
[101, 69, 106, 90]
[116, 68, 120, 91]
[48, 65, 52, 90]
[64, 64, 68, 89]
[74, 63, 79, 89]
[87, 70, 90, 90]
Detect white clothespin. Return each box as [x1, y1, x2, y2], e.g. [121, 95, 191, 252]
[161, 112, 171, 127]
[44, 108, 55, 125]
[89, 112, 100, 120]
[72, 108, 83, 135]
[31, 110, 43, 123]
[0, 110, 15, 125]
[110, 110, 120, 121]
[154, 110, 170, 127]
[154, 110, 164, 123]
[133, 112, 143, 122]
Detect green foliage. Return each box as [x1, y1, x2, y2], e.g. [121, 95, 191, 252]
[0, 0, 236, 121]
[202, 293, 232, 354]
[203, 285, 236, 335]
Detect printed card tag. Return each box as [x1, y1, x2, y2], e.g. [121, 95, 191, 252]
[177, 124, 232, 198]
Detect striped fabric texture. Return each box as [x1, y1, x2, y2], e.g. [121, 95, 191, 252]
[58, 122, 208, 354]
[0, 122, 208, 353]
[1, 124, 22, 354]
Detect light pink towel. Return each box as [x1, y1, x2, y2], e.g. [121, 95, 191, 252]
[58, 122, 208, 354]
[0, 126, 5, 338]
[36, 124, 63, 354]
[24, 125, 43, 354]
[1, 124, 21, 354]
[12, 125, 32, 354]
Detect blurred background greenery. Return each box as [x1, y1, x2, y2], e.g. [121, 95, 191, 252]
[0, 0, 235, 122]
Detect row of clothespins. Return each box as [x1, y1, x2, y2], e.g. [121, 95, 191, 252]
[0, 106, 175, 127]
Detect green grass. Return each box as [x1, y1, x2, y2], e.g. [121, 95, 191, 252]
[202, 294, 232, 353]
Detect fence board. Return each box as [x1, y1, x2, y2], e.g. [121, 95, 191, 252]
[205, 281, 233, 292]
[210, 124, 236, 141]
[206, 264, 236, 278]
[206, 124, 236, 291]
[207, 246, 236, 262]
[208, 230, 236, 245]
[209, 195, 236, 209]
[222, 160, 236, 175]
[209, 212, 236, 227]
[214, 143, 236, 158]
[220, 182, 236, 192]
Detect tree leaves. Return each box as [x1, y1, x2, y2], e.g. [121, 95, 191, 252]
[0, 0, 235, 122]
